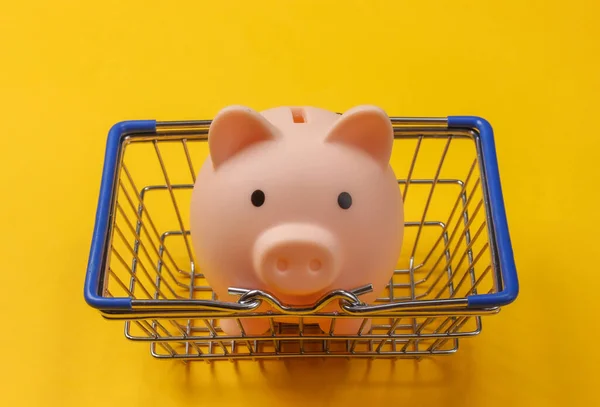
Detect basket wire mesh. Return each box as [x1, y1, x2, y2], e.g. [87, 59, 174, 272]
[94, 118, 502, 360]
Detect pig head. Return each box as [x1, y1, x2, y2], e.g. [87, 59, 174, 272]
[190, 105, 404, 335]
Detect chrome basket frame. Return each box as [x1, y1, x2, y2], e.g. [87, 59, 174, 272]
[84, 116, 518, 360]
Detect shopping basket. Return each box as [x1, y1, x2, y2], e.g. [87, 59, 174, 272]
[84, 115, 518, 360]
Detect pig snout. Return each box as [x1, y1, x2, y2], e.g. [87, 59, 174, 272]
[253, 224, 341, 296]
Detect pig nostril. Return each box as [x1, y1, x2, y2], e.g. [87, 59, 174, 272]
[309, 259, 322, 271]
[276, 259, 288, 272]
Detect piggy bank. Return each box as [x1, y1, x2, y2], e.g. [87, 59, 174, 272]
[190, 105, 404, 335]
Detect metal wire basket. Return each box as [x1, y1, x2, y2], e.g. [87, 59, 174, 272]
[84, 115, 518, 360]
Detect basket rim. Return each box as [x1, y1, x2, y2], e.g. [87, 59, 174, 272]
[83, 116, 518, 315]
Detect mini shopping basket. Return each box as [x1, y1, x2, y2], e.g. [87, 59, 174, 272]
[84, 115, 518, 360]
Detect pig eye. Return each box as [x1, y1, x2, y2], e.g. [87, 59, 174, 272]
[251, 189, 265, 207]
[337, 192, 352, 209]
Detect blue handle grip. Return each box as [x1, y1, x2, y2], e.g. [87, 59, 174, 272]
[84, 120, 156, 310]
[448, 116, 519, 308]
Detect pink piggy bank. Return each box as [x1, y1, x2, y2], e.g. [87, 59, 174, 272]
[190, 105, 404, 335]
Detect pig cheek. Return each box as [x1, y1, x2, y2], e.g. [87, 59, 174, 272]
[191, 186, 265, 293]
[330, 190, 399, 291]
[317, 199, 365, 288]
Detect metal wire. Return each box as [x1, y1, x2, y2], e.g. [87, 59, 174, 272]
[100, 122, 498, 360]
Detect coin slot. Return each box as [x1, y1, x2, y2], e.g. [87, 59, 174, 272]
[291, 108, 306, 123]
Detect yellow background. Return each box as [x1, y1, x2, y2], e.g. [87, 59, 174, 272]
[1, 1, 598, 405]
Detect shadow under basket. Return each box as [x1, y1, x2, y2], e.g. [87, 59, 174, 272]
[84, 116, 518, 361]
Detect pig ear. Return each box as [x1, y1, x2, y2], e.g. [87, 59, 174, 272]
[208, 105, 277, 169]
[325, 105, 394, 168]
